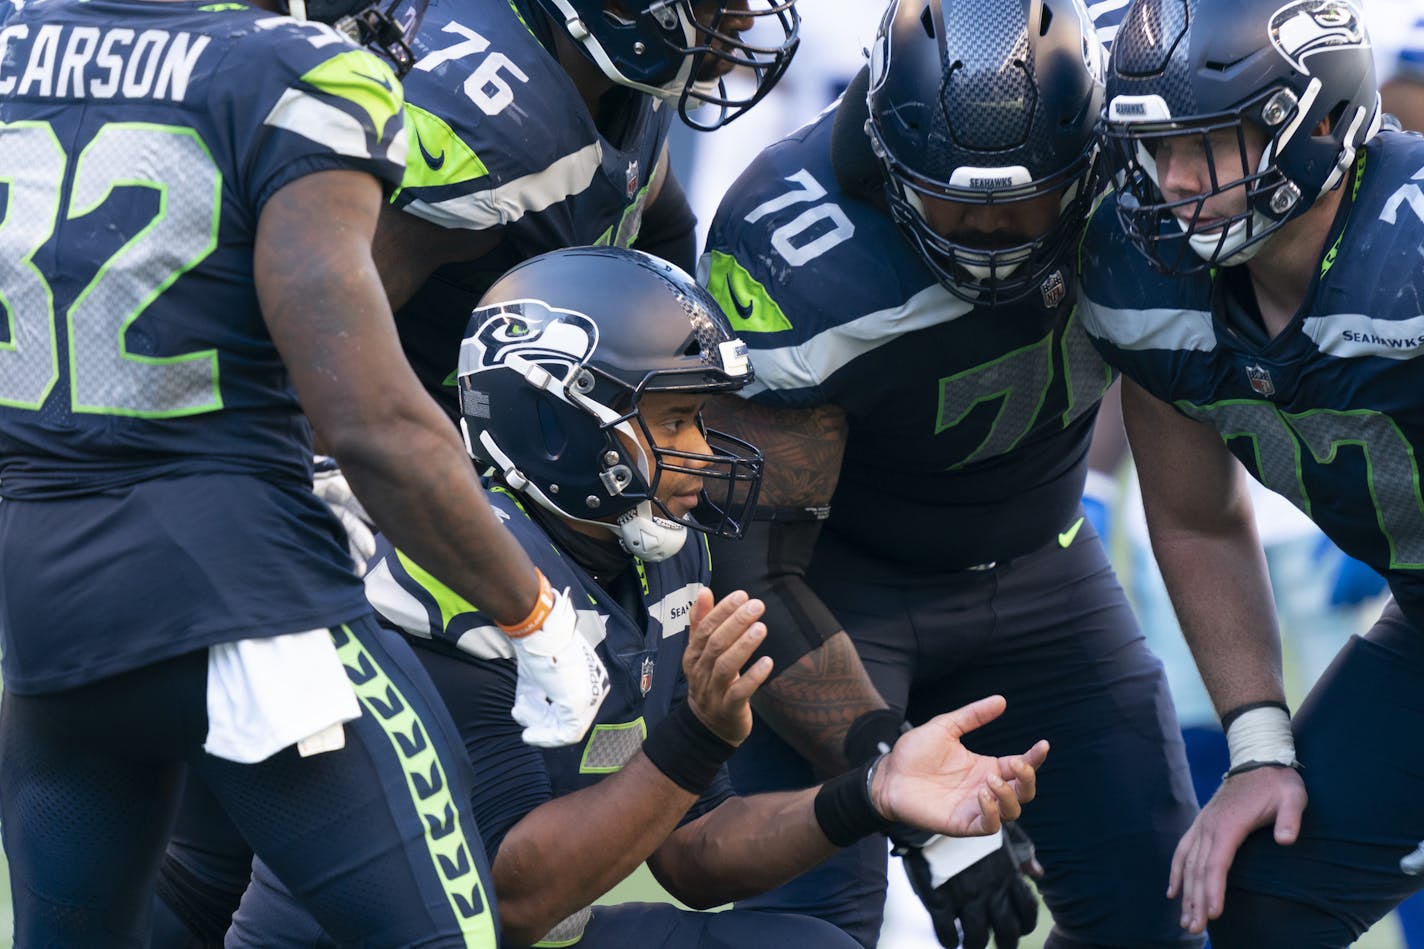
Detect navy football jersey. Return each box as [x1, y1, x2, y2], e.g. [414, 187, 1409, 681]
[700, 109, 1115, 570]
[0, 0, 405, 690]
[1081, 131, 1424, 623]
[390, 0, 674, 406]
[363, 484, 733, 829]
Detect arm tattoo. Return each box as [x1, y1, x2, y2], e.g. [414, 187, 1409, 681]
[753, 632, 888, 778]
[703, 395, 848, 508]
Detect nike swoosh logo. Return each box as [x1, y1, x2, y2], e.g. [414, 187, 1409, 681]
[415, 131, 445, 171]
[725, 275, 754, 320]
[354, 70, 395, 94]
[1058, 516, 1085, 548]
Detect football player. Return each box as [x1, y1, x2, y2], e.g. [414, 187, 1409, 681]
[1080, 0, 1424, 943]
[153, 3, 800, 943]
[0, 0, 607, 945]
[372, 0, 803, 417]
[221, 247, 1049, 949]
[696, 0, 1203, 946]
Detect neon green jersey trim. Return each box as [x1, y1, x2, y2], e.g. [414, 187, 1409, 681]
[703, 250, 794, 335]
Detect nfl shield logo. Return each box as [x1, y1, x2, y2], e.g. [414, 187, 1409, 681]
[639, 656, 655, 696]
[1040, 269, 1066, 309]
[626, 159, 639, 199]
[1245, 363, 1276, 397]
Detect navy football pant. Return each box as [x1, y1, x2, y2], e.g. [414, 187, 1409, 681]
[0, 615, 498, 948]
[728, 513, 1202, 948]
[1209, 601, 1424, 947]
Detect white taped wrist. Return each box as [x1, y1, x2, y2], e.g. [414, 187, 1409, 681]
[919, 828, 1005, 888]
[1225, 706, 1297, 770]
[512, 588, 577, 657]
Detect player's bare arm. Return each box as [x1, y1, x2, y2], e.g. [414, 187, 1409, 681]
[371, 203, 504, 311]
[648, 695, 1048, 908]
[1123, 377, 1307, 933]
[483, 588, 771, 944]
[255, 168, 539, 625]
[702, 395, 890, 776]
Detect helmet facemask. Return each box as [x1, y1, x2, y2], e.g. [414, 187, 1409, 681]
[539, 0, 800, 130]
[872, 134, 1099, 305]
[285, 0, 426, 76]
[1104, 87, 1367, 272]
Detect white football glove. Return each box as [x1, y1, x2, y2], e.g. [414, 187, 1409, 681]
[312, 455, 376, 575]
[508, 585, 610, 747]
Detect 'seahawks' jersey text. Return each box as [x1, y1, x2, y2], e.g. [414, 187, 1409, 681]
[700, 109, 1115, 569]
[1081, 132, 1424, 622]
[390, 0, 673, 408]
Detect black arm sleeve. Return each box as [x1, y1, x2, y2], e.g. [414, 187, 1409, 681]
[632, 165, 698, 273]
[707, 511, 843, 677]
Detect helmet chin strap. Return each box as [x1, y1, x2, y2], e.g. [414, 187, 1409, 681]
[613, 501, 688, 562]
[1184, 210, 1273, 266]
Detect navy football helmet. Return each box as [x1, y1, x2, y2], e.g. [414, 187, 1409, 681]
[285, 0, 425, 75]
[1104, 0, 1380, 272]
[865, 0, 1104, 305]
[458, 247, 763, 561]
[533, 0, 800, 130]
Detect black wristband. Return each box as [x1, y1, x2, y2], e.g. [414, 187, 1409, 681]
[1220, 700, 1290, 732]
[844, 708, 905, 765]
[814, 754, 895, 847]
[642, 701, 737, 794]
[1223, 759, 1304, 781]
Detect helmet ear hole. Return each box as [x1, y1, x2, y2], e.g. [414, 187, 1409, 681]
[536, 395, 570, 460]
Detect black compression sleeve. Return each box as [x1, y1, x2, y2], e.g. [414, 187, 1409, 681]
[707, 514, 841, 677]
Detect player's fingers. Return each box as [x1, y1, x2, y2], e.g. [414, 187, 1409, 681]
[973, 784, 1003, 838]
[713, 623, 766, 688]
[727, 654, 774, 704]
[989, 772, 1021, 822]
[1167, 828, 1190, 899]
[699, 603, 763, 685]
[692, 588, 745, 644]
[999, 751, 1039, 804]
[687, 593, 750, 674]
[1273, 799, 1303, 846]
[702, 597, 764, 662]
[934, 694, 1008, 739]
[1186, 829, 1221, 932]
[1202, 832, 1244, 923]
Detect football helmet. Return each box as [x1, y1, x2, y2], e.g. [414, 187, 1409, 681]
[865, 0, 1104, 305]
[284, 0, 425, 75]
[533, 0, 800, 130]
[1104, 0, 1380, 272]
[458, 247, 763, 562]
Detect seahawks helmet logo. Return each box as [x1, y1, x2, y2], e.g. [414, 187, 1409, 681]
[465, 303, 599, 379]
[1269, 0, 1367, 76]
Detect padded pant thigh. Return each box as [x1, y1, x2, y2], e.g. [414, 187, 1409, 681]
[1213, 609, 1424, 949]
[0, 649, 208, 947]
[208, 615, 499, 949]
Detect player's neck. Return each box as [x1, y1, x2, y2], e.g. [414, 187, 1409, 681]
[1243, 187, 1344, 339]
[547, 15, 618, 120]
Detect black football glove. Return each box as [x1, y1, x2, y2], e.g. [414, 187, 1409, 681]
[898, 822, 1041, 949]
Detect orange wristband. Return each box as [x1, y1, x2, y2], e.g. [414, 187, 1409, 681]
[497, 569, 555, 638]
